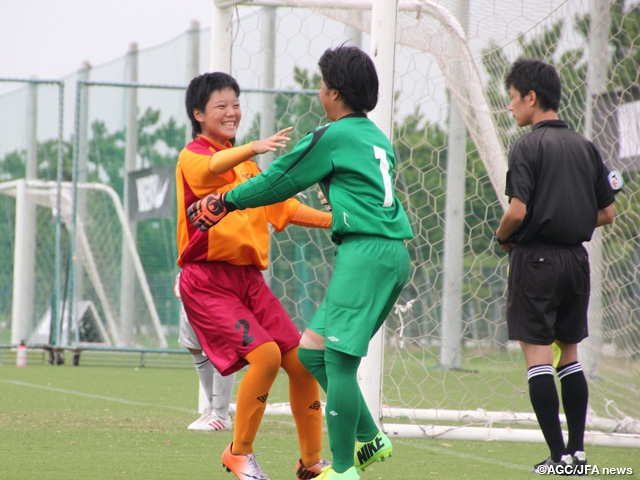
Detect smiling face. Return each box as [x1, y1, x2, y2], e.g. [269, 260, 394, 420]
[193, 87, 241, 144]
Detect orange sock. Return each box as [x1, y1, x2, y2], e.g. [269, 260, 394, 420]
[281, 347, 323, 466]
[232, 341, 281, 455]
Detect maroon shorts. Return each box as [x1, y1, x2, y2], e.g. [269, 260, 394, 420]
[179, 261, 301, 375]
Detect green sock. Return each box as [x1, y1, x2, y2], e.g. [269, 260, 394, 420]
[298, 347, 379, 443]
[355, 395, 379, 442]
[324, 349, 367, 473]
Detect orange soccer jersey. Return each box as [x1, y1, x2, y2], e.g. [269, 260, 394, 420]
[176, 136, 302, 269]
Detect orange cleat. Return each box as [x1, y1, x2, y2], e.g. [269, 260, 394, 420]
[222, 442, 270, 480]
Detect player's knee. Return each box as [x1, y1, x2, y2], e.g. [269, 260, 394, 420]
[299, 329, 325, 350]
[246, 341, 281, 379]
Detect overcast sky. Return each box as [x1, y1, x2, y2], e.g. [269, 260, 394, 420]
[0, 0, 213, 80]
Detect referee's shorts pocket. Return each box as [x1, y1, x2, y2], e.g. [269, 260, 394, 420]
[523, 254, 557, 300]
[573, 252, 590, 296]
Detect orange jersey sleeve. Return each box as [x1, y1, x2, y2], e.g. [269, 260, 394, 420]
[176, 136, 301, 269]
[289, 204, 332, 229]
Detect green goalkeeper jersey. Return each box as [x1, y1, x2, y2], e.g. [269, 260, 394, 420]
[225, 113, 413, 244]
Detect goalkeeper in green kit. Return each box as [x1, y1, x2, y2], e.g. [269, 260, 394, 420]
[188, 45, 413, 480]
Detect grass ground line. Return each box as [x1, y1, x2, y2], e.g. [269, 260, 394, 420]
[0, 378, 196, 414]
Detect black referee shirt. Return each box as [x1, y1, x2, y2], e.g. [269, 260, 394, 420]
[506, 119, 615, 245]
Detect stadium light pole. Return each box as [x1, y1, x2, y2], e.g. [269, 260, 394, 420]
[185, 20, 201, 147]
[259, 7, 277, 289]
[120, 43, 139, 347]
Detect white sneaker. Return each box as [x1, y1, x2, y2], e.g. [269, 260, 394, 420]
[189, 409, 233, 432]
[188, 407, 212, 431]
[203, 411, 233, 431]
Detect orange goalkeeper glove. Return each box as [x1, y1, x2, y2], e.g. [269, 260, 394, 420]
[187, 192, 237, 232]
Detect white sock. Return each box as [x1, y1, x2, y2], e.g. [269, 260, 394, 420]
[212, 369, 235, 419]
[192, 352, 214, 410]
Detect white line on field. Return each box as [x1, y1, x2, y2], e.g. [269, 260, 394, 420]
[0, 378, 195, 413]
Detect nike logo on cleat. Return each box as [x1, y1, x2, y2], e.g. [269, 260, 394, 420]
[357, 437, 386, 464]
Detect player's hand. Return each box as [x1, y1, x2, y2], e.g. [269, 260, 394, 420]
[187, 192, 235, 232]
[251, 127, 293, 154]
[317, 188, 331, 211]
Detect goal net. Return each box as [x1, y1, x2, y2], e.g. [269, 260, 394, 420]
[218, 0, 640, 445]
[0, 179, 167, 349]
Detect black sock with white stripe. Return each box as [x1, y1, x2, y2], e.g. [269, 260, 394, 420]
[557, 361, 588, 455]
[528, 364, 567, 462]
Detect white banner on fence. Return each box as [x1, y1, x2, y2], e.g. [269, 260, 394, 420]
[127, 166, 174, 221]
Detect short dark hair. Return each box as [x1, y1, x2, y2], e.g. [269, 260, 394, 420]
[185, 72, 240, 139]
[318, 45, 379, 112]
[504, 58, 561, 112]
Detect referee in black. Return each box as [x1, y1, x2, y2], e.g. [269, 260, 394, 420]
[495, 58, 618, 472]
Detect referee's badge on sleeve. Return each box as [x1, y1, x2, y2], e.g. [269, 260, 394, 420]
[608, 170, 624, 193]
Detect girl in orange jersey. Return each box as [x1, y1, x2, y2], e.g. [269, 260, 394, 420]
[176, 72, 330, 480]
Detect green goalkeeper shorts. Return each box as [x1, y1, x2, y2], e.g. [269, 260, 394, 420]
[308, 235, 411, 357]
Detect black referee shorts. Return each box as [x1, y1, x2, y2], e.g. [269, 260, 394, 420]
[506, 243, 590, 345]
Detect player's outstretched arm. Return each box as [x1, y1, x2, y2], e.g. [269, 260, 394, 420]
[226, 128, 333, 211]
[189, 126, 334, 232]
[251, 127, 293, 154]
[187, 192, 237, 232]
[207, 127, 293, 175]
[190, 127, 295, 231]
[289, 203, 331, 228]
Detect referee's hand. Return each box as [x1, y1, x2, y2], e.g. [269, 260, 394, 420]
[497, 242, 514, 254]
[494, 232, 514, 253]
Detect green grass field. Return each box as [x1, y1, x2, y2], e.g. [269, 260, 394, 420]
[0, 349, 638, 479]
